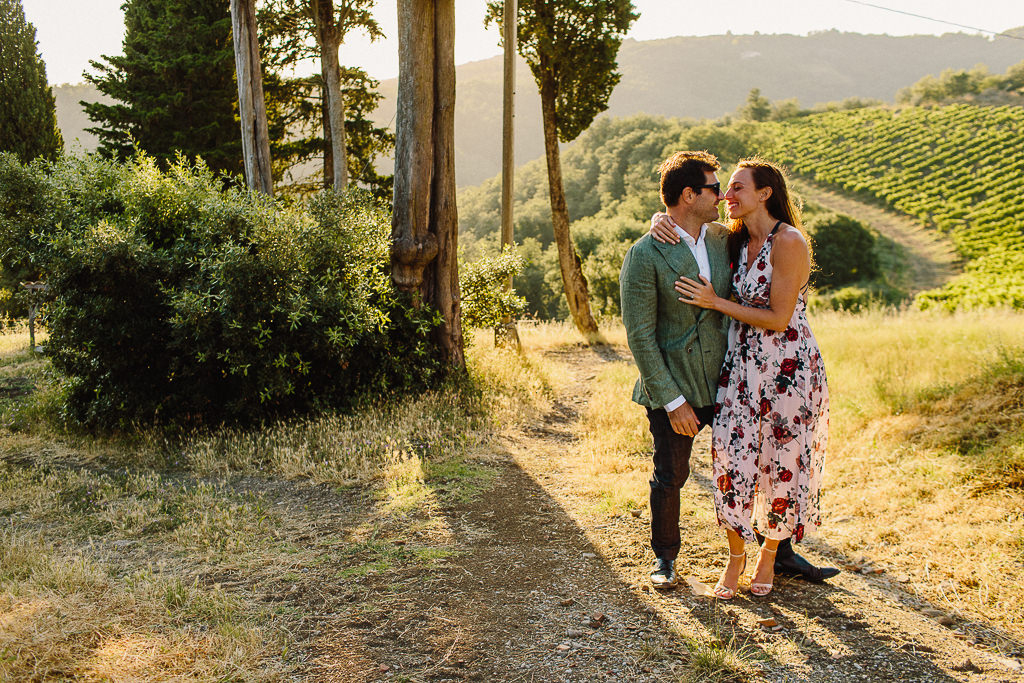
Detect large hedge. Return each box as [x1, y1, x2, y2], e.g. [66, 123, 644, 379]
[0, 152, 441, 428]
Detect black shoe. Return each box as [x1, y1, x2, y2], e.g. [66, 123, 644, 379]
[774, 552, 840, 584]
[650, 558, 678, 590]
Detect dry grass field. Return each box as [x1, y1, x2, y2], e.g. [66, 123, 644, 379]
[522, 311, 1024, 639]
[0, 309, 1022, 680]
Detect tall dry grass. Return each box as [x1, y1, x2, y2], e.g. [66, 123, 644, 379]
[0, 530, 285, 681]
[812, 308, 1024, 641]
[0, 323, 558, 681]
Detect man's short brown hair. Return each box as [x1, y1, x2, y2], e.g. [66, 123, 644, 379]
[658, 150, 720, 207]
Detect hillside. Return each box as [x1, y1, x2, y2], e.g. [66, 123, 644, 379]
[387, 30, 1024, 186]
[766, 104, 1024, 309]
[459, 101, 1022, 314]
[3, 314, 1024, 679]
[53, 83, 110, 154]
[57, 30, 1024, 185]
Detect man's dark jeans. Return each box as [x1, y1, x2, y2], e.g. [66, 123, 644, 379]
[647, 404, 715, 563]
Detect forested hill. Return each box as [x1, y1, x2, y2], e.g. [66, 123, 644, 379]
[459, 103, 1024, 316]
[57, 29, 1024, 185]
[53, 84, 112, 154]
[382, 29, 1024, 187]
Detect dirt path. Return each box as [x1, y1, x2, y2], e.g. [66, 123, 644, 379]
[793, 178, 961, 293]
[281, 344, 1023, 681]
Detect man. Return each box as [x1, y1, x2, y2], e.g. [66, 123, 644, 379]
[619, 151, 838, 589]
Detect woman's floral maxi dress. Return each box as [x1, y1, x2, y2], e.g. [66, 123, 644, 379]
[711, 227, 829, 542]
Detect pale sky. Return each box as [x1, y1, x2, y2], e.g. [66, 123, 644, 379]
[21, 0, 1024, 86]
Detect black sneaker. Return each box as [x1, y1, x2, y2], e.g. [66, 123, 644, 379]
[650, 557, 678, 590]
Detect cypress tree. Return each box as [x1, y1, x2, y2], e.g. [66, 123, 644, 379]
[0, 0, 63, 162]
[83, 0, 242, 176]
[486, 0, 637, 336]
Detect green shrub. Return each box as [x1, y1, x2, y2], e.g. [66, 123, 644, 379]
[0, 153, 442, 429]
[514, 238, 565, 320]
[805, 212, 880, 289]
[808, 281, 907, 312]
[459, 246, 526, 329]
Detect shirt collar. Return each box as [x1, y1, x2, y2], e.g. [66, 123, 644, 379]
[673, 223, 707, 247]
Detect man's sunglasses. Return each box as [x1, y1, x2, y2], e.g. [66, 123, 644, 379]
[692, 182, 721, 195]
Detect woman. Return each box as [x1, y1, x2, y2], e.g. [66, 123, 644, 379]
[650, 157, 829, 598]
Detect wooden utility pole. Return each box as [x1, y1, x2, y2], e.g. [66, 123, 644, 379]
[230, 0, 273, 194]
[496, 0, 520, 348]
[391, 0, 464, 370]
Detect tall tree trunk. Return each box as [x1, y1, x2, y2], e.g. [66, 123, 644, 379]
[321, 95, 333, 189]
[392, 0, 464, 370]
[312, 0, 348, 191]
[538, 72, 598, 336]
[497, 0, 519, 348]
[230, 0, 272, 194]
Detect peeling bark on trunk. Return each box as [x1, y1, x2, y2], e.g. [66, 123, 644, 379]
[539, 71, 598, 336]
[391, 0, 464, 370]
[230, 0, 273, 194]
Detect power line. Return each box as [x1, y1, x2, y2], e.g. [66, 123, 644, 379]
[840, 0, 1024, 40]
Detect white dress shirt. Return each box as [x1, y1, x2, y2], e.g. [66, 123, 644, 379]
[663, 223, 712, 412]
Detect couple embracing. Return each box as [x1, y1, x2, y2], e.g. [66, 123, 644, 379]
[620, 151, 835, 599]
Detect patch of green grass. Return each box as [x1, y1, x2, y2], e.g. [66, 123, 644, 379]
[680, 633, 757, 683]
[594, 491, 644, 516]
[337, 538, 410, 569]
[170, 484, 278, 555]
[412, 546, 458, 566]
[337, 560, 389, 579]
[425, 456, 495, 504]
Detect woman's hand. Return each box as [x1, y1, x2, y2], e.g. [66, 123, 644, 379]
[649, 212, 680, 244]
[675, 275, 720, 310]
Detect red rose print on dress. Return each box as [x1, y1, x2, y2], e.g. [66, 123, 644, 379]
[709, 227, 828, 543]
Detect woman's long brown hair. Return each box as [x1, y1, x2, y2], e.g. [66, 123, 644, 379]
[726, 157, 809, 268]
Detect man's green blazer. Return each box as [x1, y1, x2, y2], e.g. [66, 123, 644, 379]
[619, 222, 732, 410]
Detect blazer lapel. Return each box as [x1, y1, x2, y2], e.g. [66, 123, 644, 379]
[652, 237, 699, 282]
